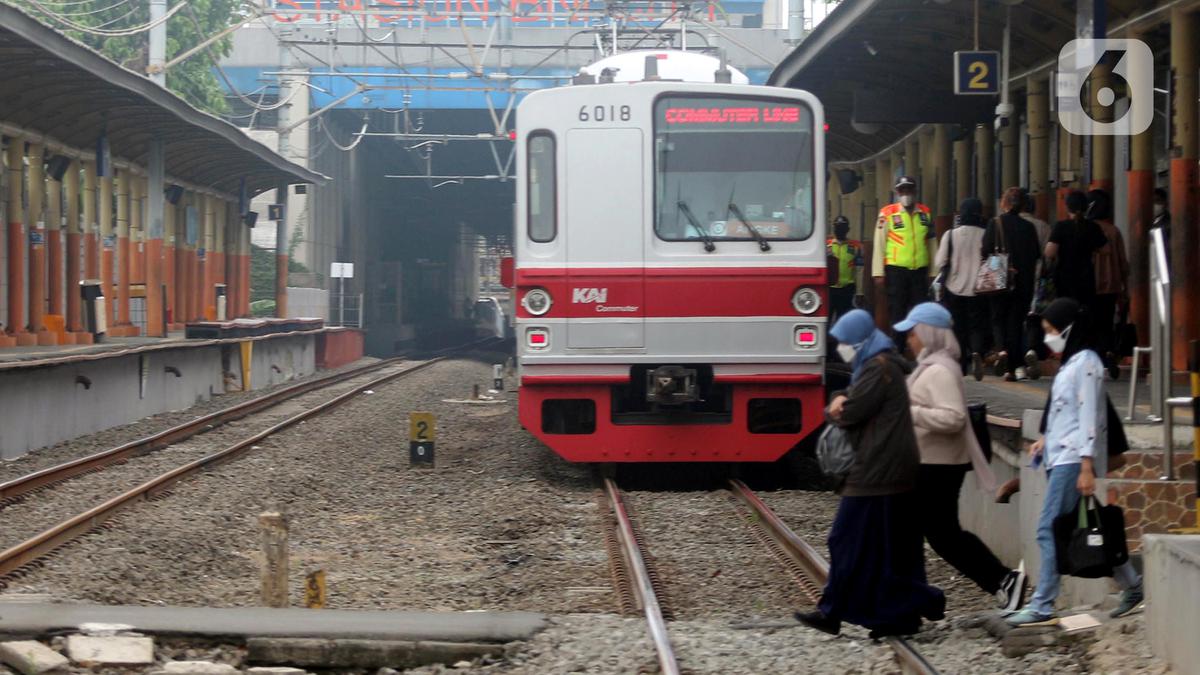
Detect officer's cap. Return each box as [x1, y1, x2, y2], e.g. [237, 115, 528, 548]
[833, 215, 849, 225]
[893, 175, 917, 190]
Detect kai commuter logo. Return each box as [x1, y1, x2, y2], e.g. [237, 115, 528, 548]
[1056, 39, 1152, 136]
[572, 288, 608, 304]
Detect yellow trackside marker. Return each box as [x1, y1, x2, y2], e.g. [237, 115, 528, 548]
[240, 340, 253, 391]
[409, 412, 436, 467]
[305, 568, 326, 609]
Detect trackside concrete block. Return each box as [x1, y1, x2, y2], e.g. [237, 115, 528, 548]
[0, 641, 68, 674]
[246, 668, 309, 675]
[64, 635, 154, 665]
[246, 638, 498, 669]
[152, 661, 239, 675]
[1144, 534, 1200, 673]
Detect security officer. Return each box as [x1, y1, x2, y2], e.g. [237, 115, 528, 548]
[826, 216, 861, 322]
[872, 176, 936, 338]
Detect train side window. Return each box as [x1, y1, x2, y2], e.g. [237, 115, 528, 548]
[528, 133, 557, 243]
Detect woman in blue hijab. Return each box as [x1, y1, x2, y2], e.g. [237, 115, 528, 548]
[796, 310, 945, 639]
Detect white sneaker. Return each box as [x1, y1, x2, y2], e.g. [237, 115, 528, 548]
[1015, 367, 1029, 382]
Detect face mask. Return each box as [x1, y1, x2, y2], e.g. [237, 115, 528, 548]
[899, 194, 915, 208]
[1044, 323, 1073, 355]
[1154, 203, 1165, 217]
[836, 343, 857, 364]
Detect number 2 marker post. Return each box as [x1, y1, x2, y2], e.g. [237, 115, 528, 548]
[409, 412, 436, 467]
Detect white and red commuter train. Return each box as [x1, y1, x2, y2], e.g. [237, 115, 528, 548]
[509, 51, 827, 463]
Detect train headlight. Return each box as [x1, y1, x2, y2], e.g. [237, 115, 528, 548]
[522, 288, 552, 316]
[792, 287, 821, 315]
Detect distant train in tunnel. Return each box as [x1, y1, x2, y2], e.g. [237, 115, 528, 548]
[508, 50, 829, 463]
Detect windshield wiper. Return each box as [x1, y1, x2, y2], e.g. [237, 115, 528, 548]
[676, 200, 716, 252]
[727, 203, 771, 252]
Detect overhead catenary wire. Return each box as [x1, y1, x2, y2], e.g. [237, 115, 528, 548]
[40, 0, 133, 19]
[318, 115, 369, 152]
[23, 0, 189, 36]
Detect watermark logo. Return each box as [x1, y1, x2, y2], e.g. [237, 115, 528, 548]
[1056, 39, 1152, 136]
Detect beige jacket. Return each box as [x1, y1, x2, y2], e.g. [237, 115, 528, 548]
[907, 352, 997, 492]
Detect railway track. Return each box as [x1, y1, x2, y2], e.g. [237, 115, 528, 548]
[601, 477, 940, 675]
[0, 339, 500, 582]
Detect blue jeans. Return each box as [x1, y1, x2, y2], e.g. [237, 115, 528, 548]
[1028, 462, 1142, 615]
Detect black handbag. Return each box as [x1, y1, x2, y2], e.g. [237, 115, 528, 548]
[1053, 496, 1129, 578]
[967, 401, 992, 464]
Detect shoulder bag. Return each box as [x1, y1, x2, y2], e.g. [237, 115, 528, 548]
[1052, 495, 1129, 578]
[974, 218, 1013, 295]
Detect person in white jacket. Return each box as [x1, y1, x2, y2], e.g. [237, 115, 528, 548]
[934, 198, 989, 381]
[894, 302, 1027, 611]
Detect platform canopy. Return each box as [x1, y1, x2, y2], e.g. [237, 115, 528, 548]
[768, 0, 1156, 162]
[0, 3, 325, 196]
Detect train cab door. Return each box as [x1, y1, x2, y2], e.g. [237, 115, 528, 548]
[564, 127, 645, 349]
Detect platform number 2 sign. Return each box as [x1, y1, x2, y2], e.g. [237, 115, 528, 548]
[409, 412, 436, 467]
[954, 51, 1000, 95]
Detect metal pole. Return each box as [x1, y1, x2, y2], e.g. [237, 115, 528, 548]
[339, 276, 345, 327]
[148, 0, 167, 86]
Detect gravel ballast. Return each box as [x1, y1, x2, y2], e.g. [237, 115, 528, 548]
[2, 355, 1173, 673]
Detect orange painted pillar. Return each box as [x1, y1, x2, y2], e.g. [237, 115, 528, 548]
[27, 143, 54, 345]
[65, 159, 85, 340]
[114, 168, 134, 335]
[47, 157, 64, 324]
[1171, 8, 1199, 369]
[213, 200, 225, 319]
[275, 183, 289, 318]
[5, 138, 29, 345]
[201, 194, 214, 321]
[131, 177, 144, 285]
[224, 203, 237, 318]
[163, 198, 176, 329]
[192, 196, 204, 321]
[174, 197, 189, 326]
[82, 161, 98, 283]
[99, 167, 115, 329]
[1027, 75, 1051, 223]
[1129, 118, 1154, 344]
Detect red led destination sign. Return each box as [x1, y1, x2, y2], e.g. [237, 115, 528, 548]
[662, 106, 803, 125]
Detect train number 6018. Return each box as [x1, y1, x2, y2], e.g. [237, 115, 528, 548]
[579, 104, 632, 122]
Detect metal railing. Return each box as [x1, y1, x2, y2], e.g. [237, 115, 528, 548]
[1126, 227, 1184, 480]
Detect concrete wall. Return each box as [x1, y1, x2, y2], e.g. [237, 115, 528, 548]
[288, 287, 329, 321]
[0, 333, 320, 460]
[959, 426, 1118, 610]
[1144, 534, 1200, 675]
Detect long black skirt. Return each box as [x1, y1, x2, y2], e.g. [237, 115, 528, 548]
[817, 492, 946, 632]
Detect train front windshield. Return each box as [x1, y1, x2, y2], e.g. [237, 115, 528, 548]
[654, 96, 816, 243]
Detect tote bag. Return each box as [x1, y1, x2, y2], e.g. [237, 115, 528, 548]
[975, 219, 1013, 296]
[1053, 496, 1129, 578]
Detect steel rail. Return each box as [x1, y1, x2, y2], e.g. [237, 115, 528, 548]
[0, 338, 504, 579]
[728, 479, 940, 675]
[602, 478, 681, 675]
[0, 358, 402, 503]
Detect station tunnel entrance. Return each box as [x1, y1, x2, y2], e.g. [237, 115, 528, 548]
[321, 109, 514, 355]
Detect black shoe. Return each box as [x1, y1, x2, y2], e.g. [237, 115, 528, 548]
[795, 610, 841, 636]
[1024, 349, 1041, 380]
[996, 564, 1028, 612]
[1107, 353, 1121, 381]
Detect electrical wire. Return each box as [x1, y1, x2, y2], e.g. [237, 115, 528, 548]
[180, 3, 301, 112]
[319, 115, 368, 152]
[41, 0, 134, 19]
[24, 0, 189, 36]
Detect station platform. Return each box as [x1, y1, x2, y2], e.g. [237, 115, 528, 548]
[0, 323, 364, 460]
[965, 371, 1194, 426]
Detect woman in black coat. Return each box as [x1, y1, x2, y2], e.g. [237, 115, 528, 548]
[795, 309, 945, 639]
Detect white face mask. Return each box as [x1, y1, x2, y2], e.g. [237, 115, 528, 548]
[1044, 323, 1072, 355]
[836, 343, 857, 364]
[899, 194, 915, 208]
